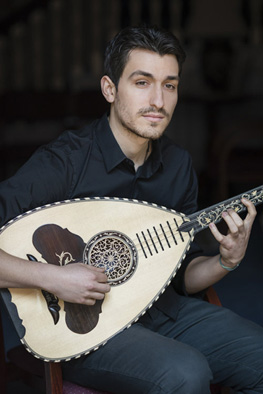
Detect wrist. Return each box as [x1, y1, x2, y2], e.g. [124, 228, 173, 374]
[219, 255, 240, 271]
[34, 261, 60, 292]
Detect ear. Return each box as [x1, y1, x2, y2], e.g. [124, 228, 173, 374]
[100, 75, 116, 103]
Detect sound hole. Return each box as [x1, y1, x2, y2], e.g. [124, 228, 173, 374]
[83, 231, 137, 286]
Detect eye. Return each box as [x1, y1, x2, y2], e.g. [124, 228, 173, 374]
[135, 80, 149, 87]
[165, 83, 177, 91]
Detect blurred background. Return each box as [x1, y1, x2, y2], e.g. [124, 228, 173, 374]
[0, 0, 262, 391]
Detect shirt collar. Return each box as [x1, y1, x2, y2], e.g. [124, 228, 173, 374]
[95, 113, 163, 176]
[95, 113, 126, 172]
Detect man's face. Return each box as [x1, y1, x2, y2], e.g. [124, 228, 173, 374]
[110, 49, 180, 140]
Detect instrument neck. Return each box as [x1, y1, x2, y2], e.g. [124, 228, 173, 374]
[179, 185, 263, 234]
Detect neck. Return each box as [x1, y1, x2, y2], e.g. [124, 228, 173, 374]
[108, 116, 151, 171]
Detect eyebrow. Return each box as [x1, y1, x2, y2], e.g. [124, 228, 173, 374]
[128, 70, 180, 81]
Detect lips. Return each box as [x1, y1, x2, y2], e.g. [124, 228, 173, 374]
[143, 114, 164, 122]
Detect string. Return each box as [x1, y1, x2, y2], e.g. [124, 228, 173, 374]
[130, 219, 191, 254]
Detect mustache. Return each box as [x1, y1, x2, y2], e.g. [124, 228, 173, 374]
[138, 107, 169, 117]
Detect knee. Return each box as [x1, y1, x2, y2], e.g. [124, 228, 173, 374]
[176, 351, 212, 394]
[159, 348, 212, 394]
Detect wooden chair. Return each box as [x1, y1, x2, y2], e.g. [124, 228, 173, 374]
[1, 287, 227, 394]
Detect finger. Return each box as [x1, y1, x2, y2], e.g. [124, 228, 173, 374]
[87, 291, 106, 301]
[86, 264, 106, 273]
[95, 281, 111, 293]
[86, 275, 111, 292]
[84, 297, 102, 306]
[242, 198, 257, 225]
[226, 209, 244, 227]
[209, 222, 224, 243]
[85, 284, 111, 301]
[221, 211, 240, 235]
[224, 209, 246, 235]
[85, 265, 109, 282]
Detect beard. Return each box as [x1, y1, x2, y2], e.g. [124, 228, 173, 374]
[121, 119, 162, 140]
[115, 98, 170, 140]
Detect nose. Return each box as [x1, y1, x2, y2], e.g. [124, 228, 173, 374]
[150, 85, 164, 110]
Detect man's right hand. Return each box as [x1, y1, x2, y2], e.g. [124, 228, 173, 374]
[0, 249, 110, 306]
[49, 263, 111, 305]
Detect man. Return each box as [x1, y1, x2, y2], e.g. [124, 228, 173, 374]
[0, 26, 262, 393]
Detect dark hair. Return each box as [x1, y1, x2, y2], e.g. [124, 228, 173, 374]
[104, 26, 186, 87]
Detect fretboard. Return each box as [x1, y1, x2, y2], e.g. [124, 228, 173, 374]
[179, 185, 263, 235]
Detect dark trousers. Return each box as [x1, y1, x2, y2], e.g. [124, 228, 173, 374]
[63, 295, 263, 393]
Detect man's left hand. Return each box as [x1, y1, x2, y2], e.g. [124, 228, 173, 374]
[209, 198, 257, 268]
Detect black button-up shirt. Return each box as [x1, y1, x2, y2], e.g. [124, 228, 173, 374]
[0, 114, 203, 318]
[0, 114, 198, 222]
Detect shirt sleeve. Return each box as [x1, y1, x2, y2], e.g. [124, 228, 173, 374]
[170, 153, 204, 295]
[0, 142, 74, 227]
[172, 242, 204, 296]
